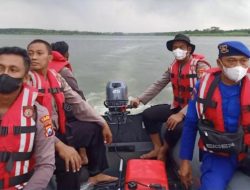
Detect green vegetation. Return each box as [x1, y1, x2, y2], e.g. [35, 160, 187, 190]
[0, 27, 249, 36]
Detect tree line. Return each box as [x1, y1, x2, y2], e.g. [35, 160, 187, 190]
[0, 28, 249, 36]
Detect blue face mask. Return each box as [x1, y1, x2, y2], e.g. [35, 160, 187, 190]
[0, 74, 23, 94]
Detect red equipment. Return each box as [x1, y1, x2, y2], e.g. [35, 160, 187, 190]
[125, 159, 169, 190]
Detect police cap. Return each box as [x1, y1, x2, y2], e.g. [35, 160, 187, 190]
[218, 41, 250, 58]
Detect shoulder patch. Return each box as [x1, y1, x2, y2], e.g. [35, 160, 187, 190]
[40, 115, 54, 137]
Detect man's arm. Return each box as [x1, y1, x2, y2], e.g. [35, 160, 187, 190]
[60, 67, 86, 100]
[178, 83, 200, 189]
[137, 69, 171, 104]
[24, 103, 55, 190]
[179, 82, 200, 160]
[57, 73, 106, 127]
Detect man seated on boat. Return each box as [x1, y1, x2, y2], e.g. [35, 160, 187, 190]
[50, 41, 86, 100]
[0, 46, 55, 189]
[49, 40, 118, 187]
[26, 39, 117, 190]
[179, 41, 250, 190]
[130, 33, 211, 161]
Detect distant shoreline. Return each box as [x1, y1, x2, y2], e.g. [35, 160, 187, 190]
[0, 28, 250, 36]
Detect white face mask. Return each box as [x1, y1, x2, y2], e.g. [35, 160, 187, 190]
[172, 48, 187, 60]
[222, 65, 248, 82]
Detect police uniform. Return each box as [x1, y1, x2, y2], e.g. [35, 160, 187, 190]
[24, 102, 55, 190]
[29, 71, 109, 190]
[138, 48, 210, 147]
[180, 41, 250, 190]
[0, 91, 55, 190]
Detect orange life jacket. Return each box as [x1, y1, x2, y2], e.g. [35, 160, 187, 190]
[170, 54, 210, 108]
[28, 70, 66, 134]
[196, 68, 250, 152]
[49, 51, 72, 73]
[0, 84, 37, 189]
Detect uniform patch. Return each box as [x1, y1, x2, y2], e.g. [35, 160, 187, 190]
[44, 125, 54, 137]
[40, 115, 54, 137]
[23, 106, 34, 118]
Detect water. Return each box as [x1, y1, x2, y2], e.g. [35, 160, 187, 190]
[1, 35, 250, 113]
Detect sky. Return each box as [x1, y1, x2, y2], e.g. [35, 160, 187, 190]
[0, 0, 249, 33]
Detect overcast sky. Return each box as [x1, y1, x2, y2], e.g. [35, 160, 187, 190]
[0, 0, 249, 33]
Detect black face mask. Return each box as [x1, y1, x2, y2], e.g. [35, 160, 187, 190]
[0, 74, 23, 94]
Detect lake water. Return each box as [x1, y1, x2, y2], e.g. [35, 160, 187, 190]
[1, 35, 250, 113]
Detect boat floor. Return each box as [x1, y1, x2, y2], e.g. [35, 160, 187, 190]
[46, 113, 250, 190]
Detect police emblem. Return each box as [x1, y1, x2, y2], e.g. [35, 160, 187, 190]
[45, 126, 54, 137]
[40, 115, 54, 137]
[23, 106, 34, 118]
[219, 44, 229, 54]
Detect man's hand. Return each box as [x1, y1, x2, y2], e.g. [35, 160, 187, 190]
[166, 111, 184, 130]
[102, 122, 112, 144]
[179, 160, 193, 189]
[130, 97, 140, 108]
[55, 141, 82, 172]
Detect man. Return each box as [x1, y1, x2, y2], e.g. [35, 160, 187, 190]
[51, 41, 70, 60]
[50, 41, 85, 100]
[26, 39, 117, 190]
[179, 41, 250, 190]
[130, 33, 210, 160]
[0, 47, 55, 189]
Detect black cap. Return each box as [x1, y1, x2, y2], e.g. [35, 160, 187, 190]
[166, 33, 195, 54]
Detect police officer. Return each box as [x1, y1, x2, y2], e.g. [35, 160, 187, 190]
[130, 33, 210, 160]
[0, 47, 55, 189]
[26, 39, 117, 190]
[179, 41, 250, 190]
[50, 41, 86, 100]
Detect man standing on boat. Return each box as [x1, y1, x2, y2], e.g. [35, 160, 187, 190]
[0, 47, 55, 189]
[26, 39, 117, 190]
[179, 41, 250, 190]
[130, 33, 210, 160]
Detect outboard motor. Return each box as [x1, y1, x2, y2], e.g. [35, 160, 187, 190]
[104, 81, 129, 124]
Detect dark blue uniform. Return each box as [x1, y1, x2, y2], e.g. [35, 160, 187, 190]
[180, 81, 240, 190]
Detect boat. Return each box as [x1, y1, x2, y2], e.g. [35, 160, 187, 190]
[47, 81, 250, 190]
[96, 81, 250, 190]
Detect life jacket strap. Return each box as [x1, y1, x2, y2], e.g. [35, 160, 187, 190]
[0, 170, 34, 188]
[243, 125, 250, 134]
[0, 152, 33, 172]
[0, 126, 36, 136]
[49, 87, 63, 94]
[174, 96, 190, 105]
[0, 126, 8, 136]
[241, 105, 250, 113]
[197, 97, 217, 108]
[38, 87, 63, 94]
[13, 125, 36, 135]
[186, 73, 197, 78]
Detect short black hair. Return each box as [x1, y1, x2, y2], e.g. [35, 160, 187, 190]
[51, 41, 69, 56]
[27, 39, 52, 54]
[0, 46, 31, 73]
